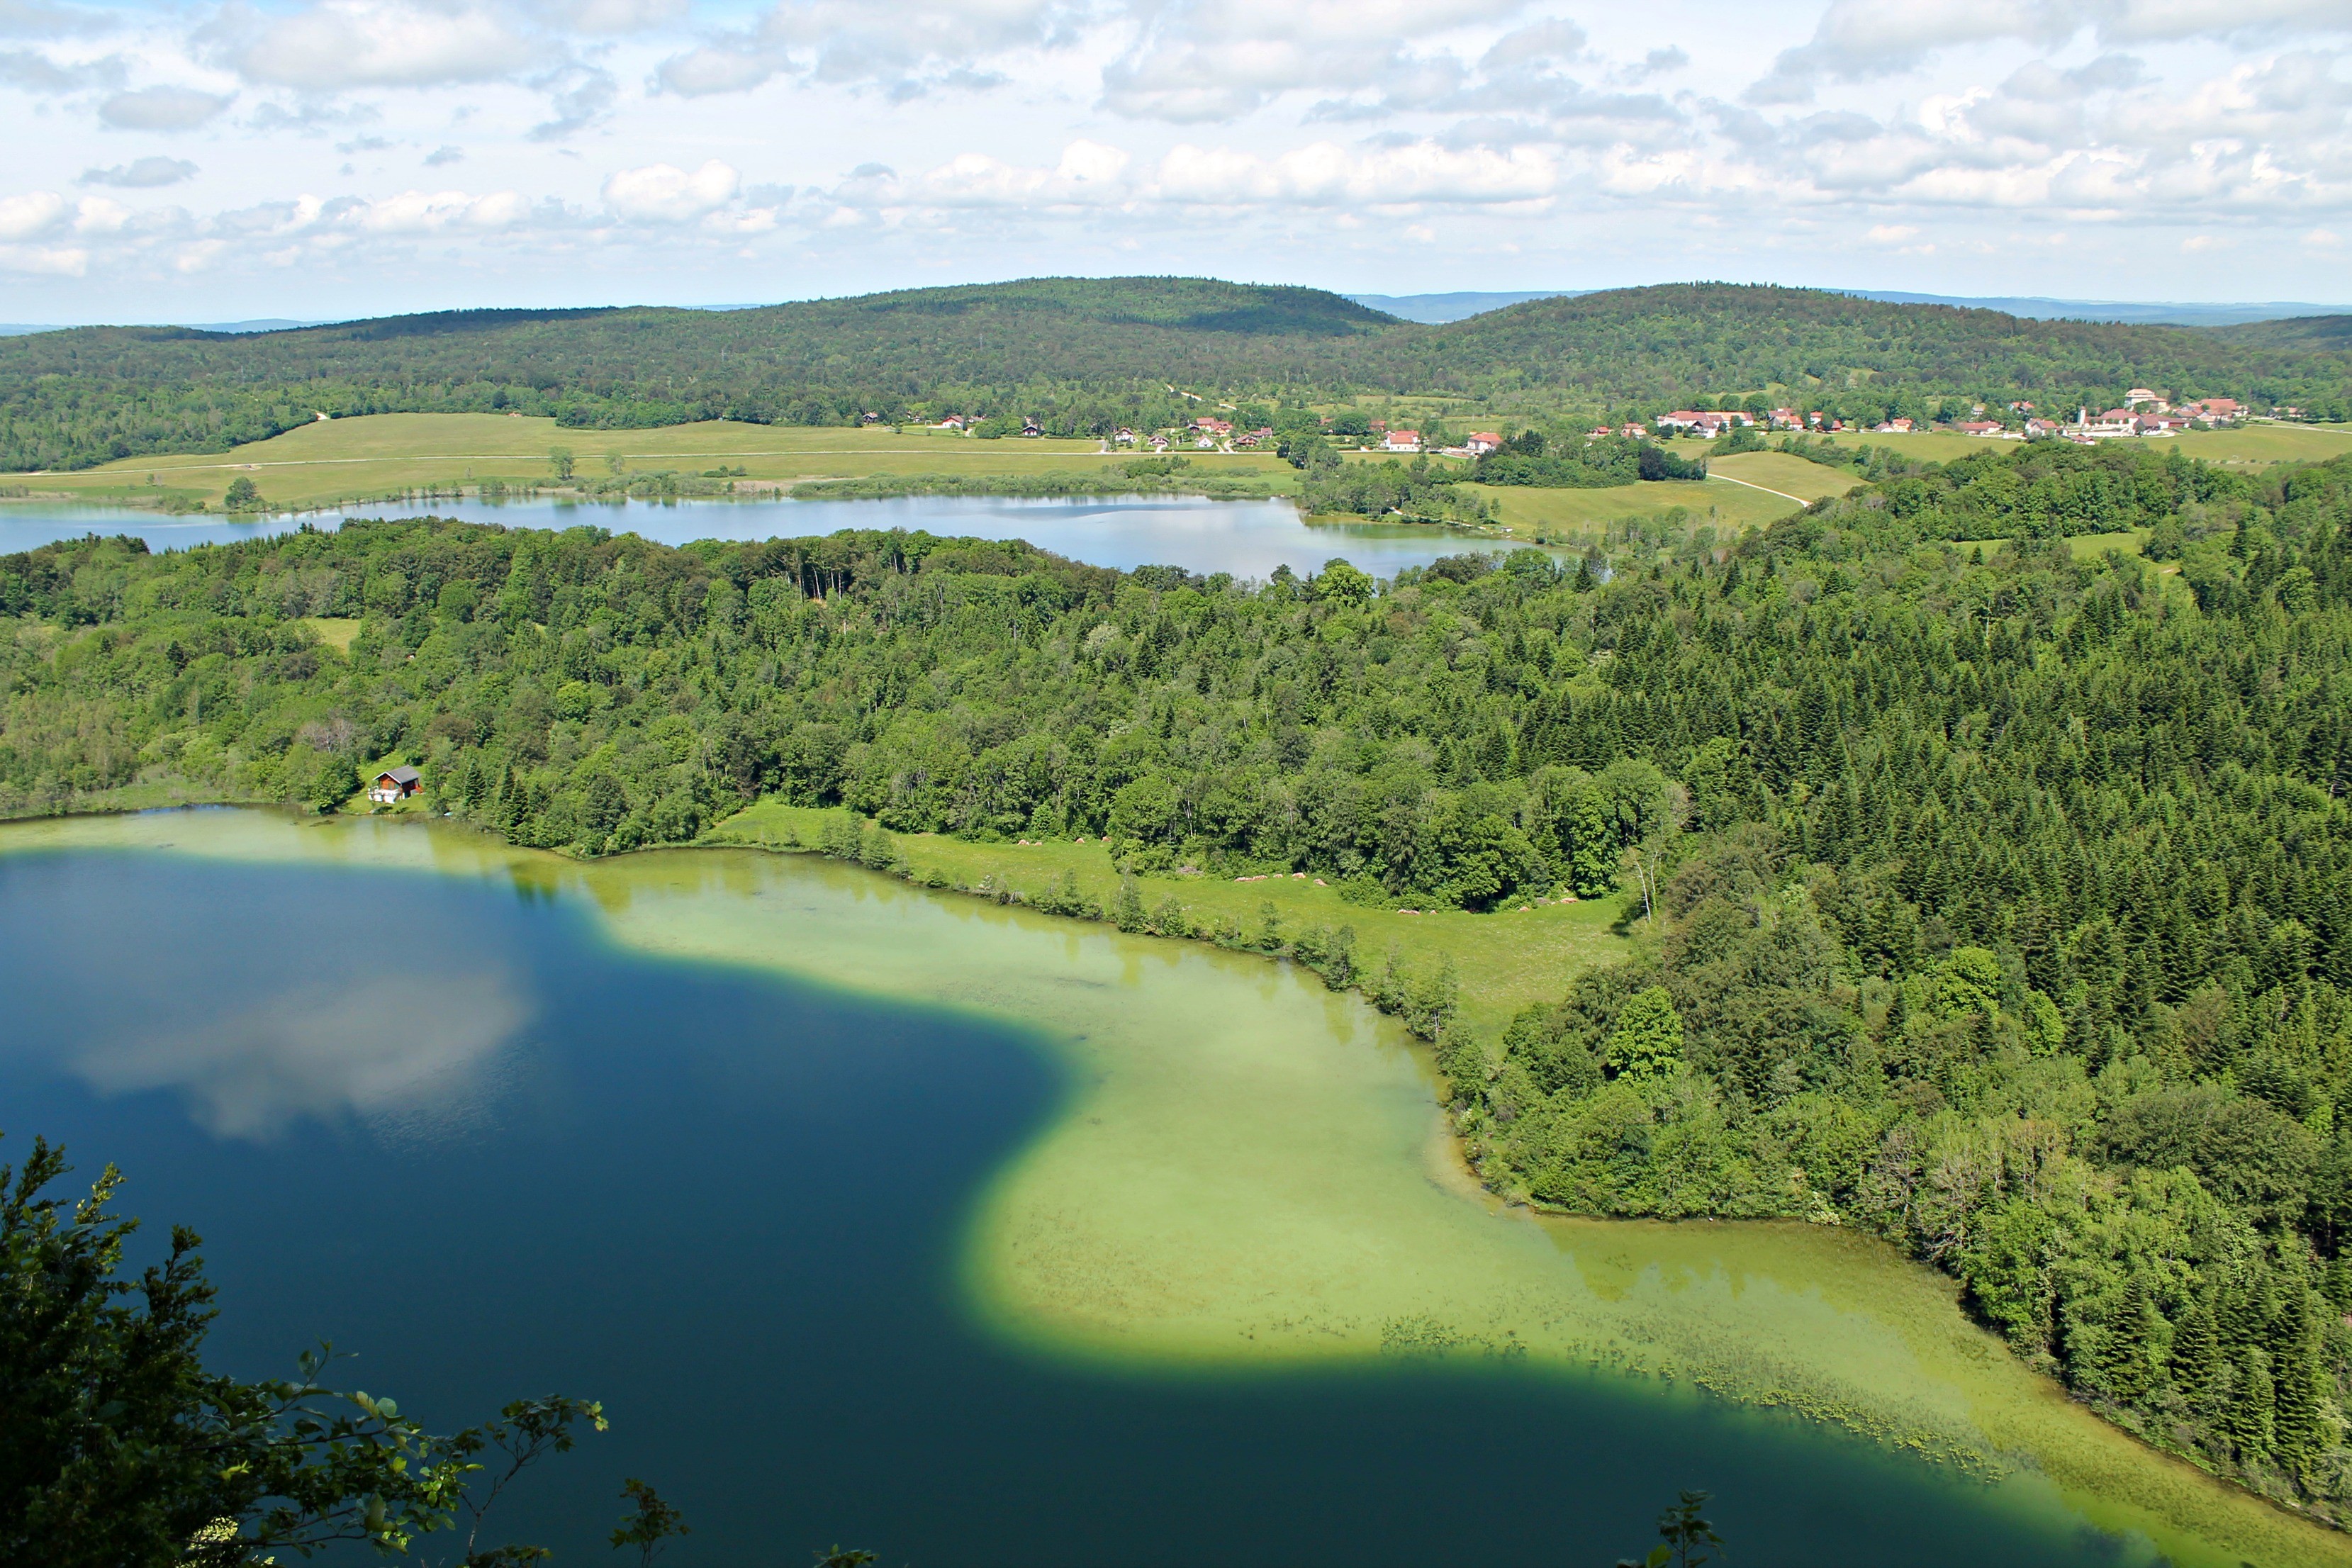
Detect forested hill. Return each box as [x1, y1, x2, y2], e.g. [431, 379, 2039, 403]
[6, 275, 2352, 471]
[1389, 283, 2352, 412]
[0, 278, 1392, 469]
[2217, 314, 2352, 354]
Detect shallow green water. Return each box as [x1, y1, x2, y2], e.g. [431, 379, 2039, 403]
[0, 810, 2338, 1566]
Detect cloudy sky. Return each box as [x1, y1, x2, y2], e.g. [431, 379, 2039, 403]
[3, 0, 2350, 320]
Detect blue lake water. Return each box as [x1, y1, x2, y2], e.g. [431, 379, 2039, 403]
[0, 829, 2181, 1567]
[0, 494, 1545, 579]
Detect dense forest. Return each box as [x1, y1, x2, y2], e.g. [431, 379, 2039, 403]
[6, 278, 2351, 471]
[4, 437, 2351, 1516]
[2220, 315, 2352, 354]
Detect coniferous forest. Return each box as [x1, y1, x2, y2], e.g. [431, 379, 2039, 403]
[4, 437, 2352, 1512]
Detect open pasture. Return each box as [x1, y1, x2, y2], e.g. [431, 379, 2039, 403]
[1468, 476, 1800, 539]
[1708, 449, 1866, 503]
[18, 413, 1293, 512]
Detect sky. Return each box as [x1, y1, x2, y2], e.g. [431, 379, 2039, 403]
[2, 0, 2351, 321]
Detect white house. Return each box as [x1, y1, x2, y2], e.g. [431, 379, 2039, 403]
[1382, 429, 1421, 452]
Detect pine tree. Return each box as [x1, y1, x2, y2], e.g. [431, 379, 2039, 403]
[2228, 1345, 2277, 1467]
[2168, 1298, 2220, 1402]
[2268, 1292, 2326, 1480]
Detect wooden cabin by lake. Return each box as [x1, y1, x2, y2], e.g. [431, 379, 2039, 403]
[369, 766, 421, 804]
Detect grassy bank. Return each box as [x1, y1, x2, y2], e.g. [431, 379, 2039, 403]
[790, 469, 1284, 502]
[705, 800, 1629, 1034]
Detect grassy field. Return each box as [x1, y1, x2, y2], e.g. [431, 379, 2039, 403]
[298, 616, 362, 651]
[1467, 476, 1798, 541]
[1707, 449, 1866, 503]
[1950, 527, 2149, 561]
[21, 413, 1294, 511]
[707, 800, 1630, 1033]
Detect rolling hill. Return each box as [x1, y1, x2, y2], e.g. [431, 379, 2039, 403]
[2216, 314, 2352, 353]
[4, 276, 2348, 472]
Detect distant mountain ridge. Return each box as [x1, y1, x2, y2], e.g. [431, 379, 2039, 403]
[0, 318, 325, 337]
[1349, 289, 2352, 328]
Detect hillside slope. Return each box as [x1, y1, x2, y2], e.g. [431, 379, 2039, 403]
[0, 279, 1393, 470]
[2216, 314, 2352, 353]
[5, 277, 2349, 472]
[1373, 283, 2352, 410]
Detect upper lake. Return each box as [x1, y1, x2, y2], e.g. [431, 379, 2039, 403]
[0, 493, 1552, 578]
[0, 810, 2336, 1567]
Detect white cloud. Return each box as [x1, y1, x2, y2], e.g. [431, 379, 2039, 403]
[552, 0, 687, 33]
[1155, 139, 1559, 206]
[1102, 0, 1525, 121]
[1746, 0, 2352, 103]
[172, 237, 228, 272]
[656, 0, 1076, 98]
[99, 84, 233, 130]
[208, 0, 536, 89]
[603, 157, 739, 221]
[0, 189, 67, 240]
[79, 156, 198, 188]
[350, 187, 531, 232]
[0, 243, 89, 275]
[0, 46, 122, 91]
[72, 194, 128, 232]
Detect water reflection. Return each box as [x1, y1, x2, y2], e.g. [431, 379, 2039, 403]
[0, 848, 540, 1144]
[0, 493, 1542, 578]
[74, 971, 532, 1140]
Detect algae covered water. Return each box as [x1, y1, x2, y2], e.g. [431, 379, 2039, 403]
[0, 811, 2334, 1567]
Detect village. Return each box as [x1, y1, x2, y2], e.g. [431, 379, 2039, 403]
[1648, 388, 2250, 444]
[914, 382, 2256, 459]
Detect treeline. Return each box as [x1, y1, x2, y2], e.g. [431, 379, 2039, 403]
[1801, 437, 2264, 540]
[1469, 430, 1708, 486]
[3, 442, 2351, 1513]
[9, 279, 2352, 472]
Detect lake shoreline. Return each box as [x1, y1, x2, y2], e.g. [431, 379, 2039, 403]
[4, 804, 2346, 1567]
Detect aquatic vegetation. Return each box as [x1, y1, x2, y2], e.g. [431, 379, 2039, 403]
[3, 810, 2344, 1567]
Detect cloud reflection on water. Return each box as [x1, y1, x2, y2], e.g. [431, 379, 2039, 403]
[72, 971, 534, 1141]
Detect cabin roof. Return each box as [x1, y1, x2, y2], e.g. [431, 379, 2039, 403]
[378, 766, 421, 785]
